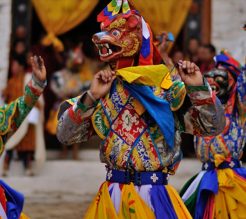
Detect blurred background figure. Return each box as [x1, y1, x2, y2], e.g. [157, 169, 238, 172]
[197, 43, 216, 73]
[12, 40, 27, 60]
[47, 43, 87, 160]
[172, 50, 185, 65]
[186, 37, 200, 62]
[47, 41, 105, 160]
[15, 25, 27, 40]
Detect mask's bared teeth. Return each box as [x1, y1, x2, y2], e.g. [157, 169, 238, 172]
[100, 52, 109, 57]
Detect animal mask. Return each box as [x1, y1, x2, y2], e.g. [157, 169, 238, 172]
[92, 0, 162, 69]
[205, 51, 241, 104]
[204, 68, 232, 104]
[92, 13, 142, 63]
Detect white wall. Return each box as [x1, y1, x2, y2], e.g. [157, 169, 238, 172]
[0, 0, 11, 95]
[212, 0, 246, 64]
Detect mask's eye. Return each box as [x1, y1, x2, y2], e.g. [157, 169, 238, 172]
[111, 29, 120, 38]
[215, 76, 224, 83]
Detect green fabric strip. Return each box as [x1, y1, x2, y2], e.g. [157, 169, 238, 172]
[186, 85, 209, 93]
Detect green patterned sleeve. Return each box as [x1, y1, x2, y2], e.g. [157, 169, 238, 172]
[12, 77, 45, 131]
[56, 92, 98, 145]
[0, 77, 45, 142]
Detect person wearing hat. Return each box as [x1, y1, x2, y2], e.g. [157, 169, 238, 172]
[181, 51, 246, 219]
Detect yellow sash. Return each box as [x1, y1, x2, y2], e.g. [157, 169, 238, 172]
[84, 182, 155, 219]
[214, 154, 246, 219]
[116, 64, 173, 89]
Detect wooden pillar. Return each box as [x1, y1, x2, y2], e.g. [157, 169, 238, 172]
[0, 0, 12, 93]
[201, 0, 211, 44]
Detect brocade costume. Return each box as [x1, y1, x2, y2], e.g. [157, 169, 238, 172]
[0, 76, 45, 219]
[57, 68, 225, 219]
[57, 1, 225, 218]
[181, 52, 246, 219]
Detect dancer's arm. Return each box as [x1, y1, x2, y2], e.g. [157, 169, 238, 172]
[56, 70, 115, 145]
[177, 61, 225, 136]
[56, 93, 97, 145]
[0, 56, 46, 151]
[12, 56, 46, 130]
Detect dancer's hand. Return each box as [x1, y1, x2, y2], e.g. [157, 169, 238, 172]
[157, 32, 169, 54]
[89, 70, 116, 100]
[177, 60, 203, 86]
[157, 32, 173, 68]
[30, 56, 47, 82]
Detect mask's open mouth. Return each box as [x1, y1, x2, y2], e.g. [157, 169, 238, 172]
[95, 42, 122, 59]
[209, 83, 220, 94]
[210, 84, 219, 91]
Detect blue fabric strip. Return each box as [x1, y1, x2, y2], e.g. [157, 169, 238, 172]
[150, 185, 178, 219]
[194, 170, 218, 219]
[215, 54, 242, 76]
[140, 37, 151, 58]
[234, 167, 246, 178]
[123, 82, 175, 148]
[0, 180, 24, 219]
[103, 8, 112, 17]
[194, 167, 246, 219]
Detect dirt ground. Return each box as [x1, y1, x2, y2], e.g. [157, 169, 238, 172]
[23, 191, 94, 219]
[24, 200, 91, 219]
